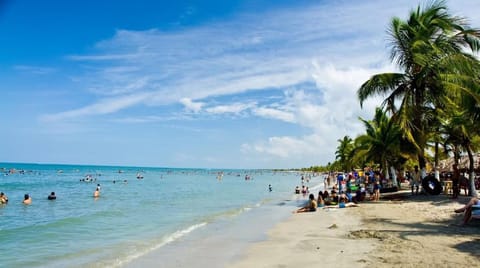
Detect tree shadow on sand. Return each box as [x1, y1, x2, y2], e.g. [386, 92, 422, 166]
[348, 192, 480, 260]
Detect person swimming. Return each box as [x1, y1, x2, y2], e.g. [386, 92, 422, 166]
[48, 192, 56, 200]
[93, 187, 100, 198]
[23, 194, 32, 205]
[0, 192, 8, 204]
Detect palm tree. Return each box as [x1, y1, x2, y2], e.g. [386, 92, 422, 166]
[440, 104, 480, 197]
[355, 108, 403, 186]
[335, 136, 353, 172]
[357, 0, 480, 173]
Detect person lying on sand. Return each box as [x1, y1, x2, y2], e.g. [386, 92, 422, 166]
[293, 193, 317, 213]
[323, 202, 359, 209]
[454, 197, 479, 225]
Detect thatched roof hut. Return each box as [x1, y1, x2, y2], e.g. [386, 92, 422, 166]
[438, 153, 480, 172]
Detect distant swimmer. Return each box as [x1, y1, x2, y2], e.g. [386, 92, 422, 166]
[93, 187, 100, 198]
[269, 184, 273, 192]
[47, 192, 57, 200]
[23, 194, 32, 205]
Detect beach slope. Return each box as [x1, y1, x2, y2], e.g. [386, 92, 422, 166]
[228, 194, 480, 268]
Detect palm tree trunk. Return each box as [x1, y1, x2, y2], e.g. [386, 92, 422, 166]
[418, 153, 427, 178]
[466, 147, 478, 197]
[390, 166, 398, 188]
[434, 141, 440, 180]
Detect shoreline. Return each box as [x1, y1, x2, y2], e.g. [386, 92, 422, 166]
[227, 190, 480, 267]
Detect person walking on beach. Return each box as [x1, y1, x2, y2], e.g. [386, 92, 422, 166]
[373, 172, 381, 201]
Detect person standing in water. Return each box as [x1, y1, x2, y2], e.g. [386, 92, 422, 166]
[23, 194, 32, 205]
[93, 187, 100, 198]
[0, 192, 8, 204]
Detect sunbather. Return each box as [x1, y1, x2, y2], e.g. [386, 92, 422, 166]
[293, 193, 317, 213]
[454, 197, 480, 225]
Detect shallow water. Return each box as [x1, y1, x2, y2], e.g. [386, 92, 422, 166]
[0, 163, 323, 267]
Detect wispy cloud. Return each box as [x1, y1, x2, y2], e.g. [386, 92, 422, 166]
[41, 92, 153, 121]
[14, 65, 57, 75]
[253, 107, 295, 123]
[205, 102, 255, 115]
[49, 0, 406, 120]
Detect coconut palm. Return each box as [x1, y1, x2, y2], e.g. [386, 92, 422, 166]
[335, 136, 353, 172]
[440, 102, 480, 197]
[357, 0, 480, 172]
[354, 108, 404, 186]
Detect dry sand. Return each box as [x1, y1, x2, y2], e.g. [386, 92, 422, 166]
[227, 191, 480, 268]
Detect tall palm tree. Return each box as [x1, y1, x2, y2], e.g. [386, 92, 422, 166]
[357, 0, 480, 172]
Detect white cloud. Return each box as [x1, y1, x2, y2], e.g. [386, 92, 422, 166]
[180, 98, 204, 113]
[39, 0, 480, 167]
[205, 102, 254, 115]
[253, 107, 295, 123]
[41, 92, 153, 121]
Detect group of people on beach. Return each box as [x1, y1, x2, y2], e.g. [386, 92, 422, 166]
[293, 191, 360, 213]
[293, 170, 392, 213]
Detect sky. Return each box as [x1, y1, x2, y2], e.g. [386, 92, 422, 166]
[1, 0, 479, 169]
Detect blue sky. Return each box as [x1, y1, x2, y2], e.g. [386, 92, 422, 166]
[1, 0, 479, 169]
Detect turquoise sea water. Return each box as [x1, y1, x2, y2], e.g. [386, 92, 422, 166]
[0, 163, 324, 267]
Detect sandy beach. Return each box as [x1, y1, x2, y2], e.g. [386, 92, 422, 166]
[227, 191, 480, 268]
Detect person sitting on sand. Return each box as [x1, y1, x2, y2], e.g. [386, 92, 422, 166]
[23, 194, 32, 205]
[317, 192, 325, 208]
[294, 193, 317, 213]
[353, 188, 366, 203]
[323, 191, 337, 205]
[339, 192, 349, 204]
[47, 192, 56, 200]
[454, 197, 480, 225]
[330, 190, 338, 203]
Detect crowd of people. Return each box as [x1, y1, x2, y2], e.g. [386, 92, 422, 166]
[292, 172, 372, 213]
[291, 169, 480, 226]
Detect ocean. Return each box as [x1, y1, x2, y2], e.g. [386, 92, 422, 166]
[0, 163, 324, 267]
